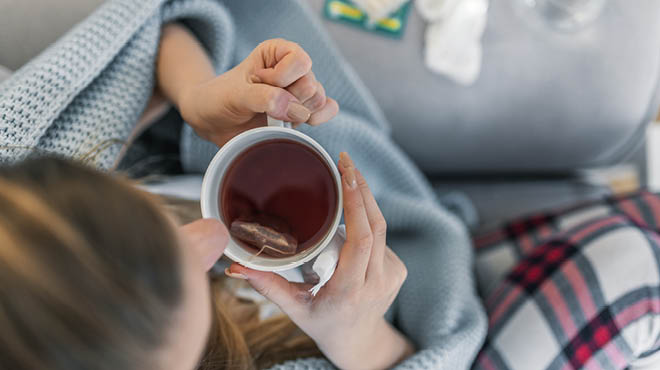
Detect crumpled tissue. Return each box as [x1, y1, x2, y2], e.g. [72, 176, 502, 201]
[348, 0, 489, 85]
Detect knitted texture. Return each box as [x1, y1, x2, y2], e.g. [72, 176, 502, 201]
[0, 0, 487, 368]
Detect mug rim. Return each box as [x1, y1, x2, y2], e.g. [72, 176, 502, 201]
[200, 126, 343, 272]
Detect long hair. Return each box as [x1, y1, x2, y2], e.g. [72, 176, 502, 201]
[0, 156, 321, 370]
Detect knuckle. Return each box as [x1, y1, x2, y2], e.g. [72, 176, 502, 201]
[291, 56, 312, 76]
[356, 173, 369, 188]
[372, 218, 387, 238]
[395, 261, 408, 285]
[356, 234, 374, 252]
[265, 89, 286, 115]
[298, 81, 317, 101]
[264, 38, 285, 46]
[399, 264, 408, 282]
[265, 87, 281, 103]
[285, 39, 301, 49]
[296, 50, 313, 71]
[255, 274, 276, 298]
[346, 197, 366, 213]
[257, 39, 278, 52]
[256, 40, 269, 49]
[272, 73, 290, 88]
[255, 283, 271, 298]
[306, 92, 326, 111]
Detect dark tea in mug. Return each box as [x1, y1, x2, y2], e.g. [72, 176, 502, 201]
[220, 138, 338, 258]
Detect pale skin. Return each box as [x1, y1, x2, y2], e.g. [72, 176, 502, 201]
[156, 23, 339, 146]
[157, 23, 414, 369]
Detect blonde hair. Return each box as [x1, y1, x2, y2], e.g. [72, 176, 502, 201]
[0, 156, 321, 370]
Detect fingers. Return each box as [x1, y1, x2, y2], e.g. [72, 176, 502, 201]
[253, 39, 312, 88]
[250, 39, 337, 126]
[335, 152, 373, 285]
[355, 169, 387, 278]
[178, 219, 229, 271]
[287, 72, 326, 112]
[308, 98, 339, 126]
[286, 76, 337, 125]
[384, 247, 408, 291]
[242, 83, 311, 124]
[227, 263, 313, 313]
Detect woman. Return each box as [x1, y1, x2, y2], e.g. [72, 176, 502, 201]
[0, 153, 412, 370]
[3, 1, 660, 369]
[0, 1, 487, 369]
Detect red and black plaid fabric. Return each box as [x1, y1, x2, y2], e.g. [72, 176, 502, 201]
[472, 191, 660, 370]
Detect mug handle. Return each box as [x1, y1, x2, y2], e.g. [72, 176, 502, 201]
[267, 116, 292, 129]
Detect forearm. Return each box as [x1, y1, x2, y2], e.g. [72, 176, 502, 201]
[322, 319, 415, 370]
[156, 23, 215, 109]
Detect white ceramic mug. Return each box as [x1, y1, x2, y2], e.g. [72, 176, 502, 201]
[201, 118, 345, 273]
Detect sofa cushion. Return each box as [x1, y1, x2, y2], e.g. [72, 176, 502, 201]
[0, 0, 105, 70]
[0, 65, 11, 84]
[434, 177, 611, 232]
[310, 0, 660, 174]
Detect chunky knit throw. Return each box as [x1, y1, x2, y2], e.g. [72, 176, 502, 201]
[0, 0, 487, 368]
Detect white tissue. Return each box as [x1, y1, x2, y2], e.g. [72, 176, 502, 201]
[417, 0, 460, 19]
[346, 0, 489, 86]
[418, 0, 489, 85]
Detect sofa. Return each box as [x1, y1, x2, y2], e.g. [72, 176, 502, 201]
[1, 0, 659, 231]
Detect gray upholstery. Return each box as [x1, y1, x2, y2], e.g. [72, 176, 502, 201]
[0, 0, 105, 70]
[309, 0, 660, 174]
[0, 0, 652, 228]
[434, 178, 611, 232]
[0, 65, 11, 84]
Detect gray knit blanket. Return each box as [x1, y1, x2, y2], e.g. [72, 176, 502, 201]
[0, 0, 487, 368]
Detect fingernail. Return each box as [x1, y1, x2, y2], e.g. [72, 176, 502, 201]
[340, 152, 357, 189]
[287, 102, 311, 122]
[225, 268, 248, 280]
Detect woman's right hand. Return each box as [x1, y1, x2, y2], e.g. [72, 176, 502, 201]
[227, 152, 414, 370]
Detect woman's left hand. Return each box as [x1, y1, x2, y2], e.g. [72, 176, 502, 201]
[227, 152, 414, 370]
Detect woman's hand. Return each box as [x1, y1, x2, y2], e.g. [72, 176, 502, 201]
[157, 24, 338, 147]
[227, 153, 414, 370]
[178, 218, 228, 271]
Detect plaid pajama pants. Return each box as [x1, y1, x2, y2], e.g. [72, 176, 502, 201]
[472, 191, 660, 370]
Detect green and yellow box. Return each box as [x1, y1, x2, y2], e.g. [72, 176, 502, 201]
[323, 0, 411, 39]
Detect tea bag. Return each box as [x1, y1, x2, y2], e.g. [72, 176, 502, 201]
[230, 220, 298, 257]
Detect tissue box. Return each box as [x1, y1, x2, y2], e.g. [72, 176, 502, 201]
[323, 0, 411, 38]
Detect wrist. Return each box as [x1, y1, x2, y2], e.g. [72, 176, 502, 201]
[176, 81, 214, 131]
[320, 319, 414, 370]
[176, 84, 199, 122]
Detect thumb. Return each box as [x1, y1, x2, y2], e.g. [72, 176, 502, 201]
[179, 219, 228, 272]
[228, 263, 313, 312]
[244, 83, 311, 124]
